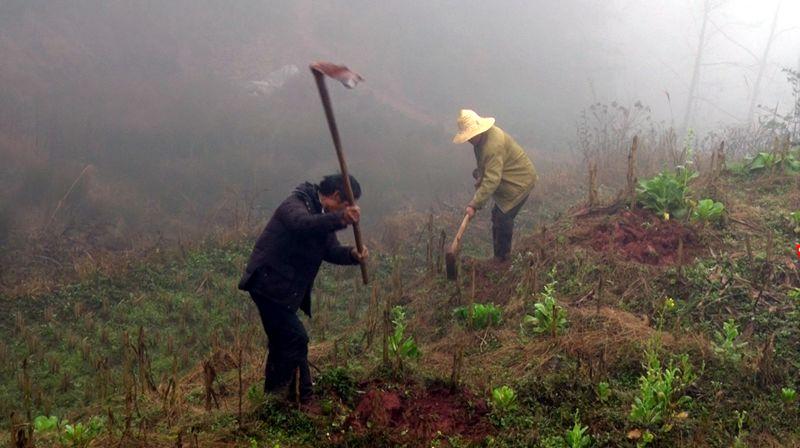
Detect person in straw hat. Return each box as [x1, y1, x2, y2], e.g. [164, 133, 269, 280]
[453, 109, 537, 262]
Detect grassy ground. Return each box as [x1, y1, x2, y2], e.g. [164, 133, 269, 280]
[2, 161, 800, 447]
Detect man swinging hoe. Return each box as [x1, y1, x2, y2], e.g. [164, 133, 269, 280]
[239, 62, 369, 407]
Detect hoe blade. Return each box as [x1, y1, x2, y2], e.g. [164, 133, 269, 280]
[310, 62, 364, 89]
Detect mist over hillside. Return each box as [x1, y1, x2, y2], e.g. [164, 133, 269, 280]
[0, 0, 797, 255]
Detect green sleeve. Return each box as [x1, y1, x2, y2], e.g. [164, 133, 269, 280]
[470, 152, 504, 209]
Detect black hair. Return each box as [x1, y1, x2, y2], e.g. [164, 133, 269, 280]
[318, 174, 362, 201]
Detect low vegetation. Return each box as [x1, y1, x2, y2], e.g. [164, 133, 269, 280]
[3, 122, 800, 447]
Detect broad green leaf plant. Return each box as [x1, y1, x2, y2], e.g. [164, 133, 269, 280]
[488, 385, 519, 427]
[636, 165, 698, 220]
[691, 199, 725, 225]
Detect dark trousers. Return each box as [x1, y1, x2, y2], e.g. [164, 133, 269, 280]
[491, 195, 528, 261]
[250, 293, 313, 402]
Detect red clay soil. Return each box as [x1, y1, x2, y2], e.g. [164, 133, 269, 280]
[344, 383, 492, 444]
[573, 209, 700, 266]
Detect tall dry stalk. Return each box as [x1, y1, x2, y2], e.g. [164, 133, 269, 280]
[437, 229, 446, 274]
[202, 360, 219, 411]
[753, 232, 774, 313]
[470, 264, 476, 306]
[237, 346, 243, 430]
[426, 212, 434, 272]
[627, 135, 639, 208]
[588, 160, 598, 207]
[10, 411, 32, 448]
[365, 283, 379, 348]
[19, 357, 33, 448]
[135, 326, 156, 394]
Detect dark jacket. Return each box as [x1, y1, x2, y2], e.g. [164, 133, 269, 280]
[238, 182, 358, 316]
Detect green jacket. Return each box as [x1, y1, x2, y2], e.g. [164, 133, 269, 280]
[469, 126, 537, 213]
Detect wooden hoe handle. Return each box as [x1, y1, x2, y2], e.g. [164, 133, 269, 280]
[449, 213, 472, 253]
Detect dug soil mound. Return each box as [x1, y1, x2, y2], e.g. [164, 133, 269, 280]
[571, 209, 701, 265]
[344, 383, 492, 444]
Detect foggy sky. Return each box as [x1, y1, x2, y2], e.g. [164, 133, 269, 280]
[1, 0, 798, 244]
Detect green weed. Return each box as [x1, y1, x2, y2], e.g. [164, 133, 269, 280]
[732, 410, 748, 448]
[246, 384, 266, 408]
[523, 274, 567, 337]
[780, 387, 797, 404]
[596, 382, 611, 403]
[388, 306, 420, 371]
[565, 410, 592, 448]
[453, 303, 502, 329]
[712, 319, 747, 363]
[629, 350, 697, 432]
[316, 366, 357, 405]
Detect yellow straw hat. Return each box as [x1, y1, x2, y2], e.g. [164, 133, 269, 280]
[452, 109, 495, 144]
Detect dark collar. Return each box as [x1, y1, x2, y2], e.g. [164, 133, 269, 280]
[292, 182, 323, 214]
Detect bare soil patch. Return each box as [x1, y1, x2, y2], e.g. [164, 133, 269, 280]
[344, 382, 492, 444]
[571, 209, 701, 265]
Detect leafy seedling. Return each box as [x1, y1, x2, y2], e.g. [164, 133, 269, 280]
[712, 319, 747, 363]
[629, 350, 697, 434]
[597, 381, 611, 403]
[565, 410, 592, 448]
[523, 276, 567, 337]
[388, 306, 420, 371]
[781, 387, 797, 404]
[453, 303, 502, 329]
[691, 199, 725, 224]
[490, 385, 518, 414]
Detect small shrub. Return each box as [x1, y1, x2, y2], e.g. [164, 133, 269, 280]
[629, 350, 697, 430]
[453, 303, 502, 329]
[388, 306, 420, 370]
[691, 199, 725, 224]
[712, 319, 747, 363]
[565, 410, 592, 448]
[522, 275, 567, 337]
[637, 165, 697, 220]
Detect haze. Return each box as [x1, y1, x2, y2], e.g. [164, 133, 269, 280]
[1, 0, 798, 253]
